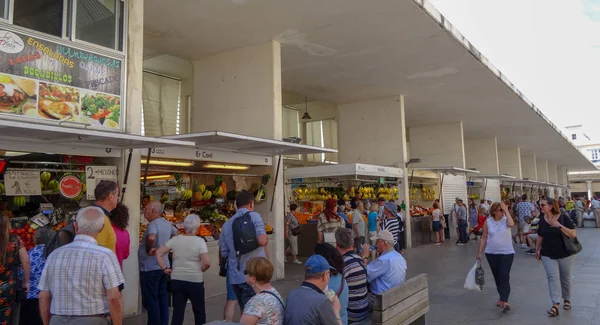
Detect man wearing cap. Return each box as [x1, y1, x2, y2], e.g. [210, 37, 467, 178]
[284, 255, 343, 325]
[379, 202, 401, 252]
[359, 230, 407, 297]
[376, 197, 386, 219]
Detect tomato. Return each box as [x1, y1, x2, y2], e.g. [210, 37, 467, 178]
[28, 228, 34, 234]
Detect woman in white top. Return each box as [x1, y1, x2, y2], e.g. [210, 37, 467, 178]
[157, 214, 210, 325]
[476, 202, 515, 313]
[432, 202, 443, 245]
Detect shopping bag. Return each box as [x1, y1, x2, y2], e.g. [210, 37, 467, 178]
[475, 260, 485, 290]
[464, 262, 481, 291]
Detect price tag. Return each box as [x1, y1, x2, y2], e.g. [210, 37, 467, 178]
[40, 203, 54, 214]
[85, 166, 118, 200]
[4, 170, 42, 196]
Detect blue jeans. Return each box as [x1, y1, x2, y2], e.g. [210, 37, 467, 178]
[171, 280, 206, 325]
[541, 255, 574, 305]
[458, 219, 469, 243]
[140, 270, 169, 325]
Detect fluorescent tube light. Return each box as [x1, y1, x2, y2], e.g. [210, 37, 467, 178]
[204, 163, 249, 170]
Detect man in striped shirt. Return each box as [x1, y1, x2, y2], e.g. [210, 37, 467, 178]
[335, 228, 369, 323]
[38, 206, 124, 325]
[380, 203, 401, 248]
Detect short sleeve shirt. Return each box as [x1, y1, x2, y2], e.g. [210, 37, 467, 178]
[516, 202, 535, 220]
[316, 213, 345, 234]
[285, 212, 300, 234]
[138, 217, 178, 271]
[537, 214, 576, 259]
[352, 209, 366, 235]
[166, 235, 208, 283]
[244, 287, 284, 325]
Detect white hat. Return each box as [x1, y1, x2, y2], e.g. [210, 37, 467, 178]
[370, 230, 394, 243]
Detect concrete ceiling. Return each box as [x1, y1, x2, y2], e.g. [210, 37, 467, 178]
[143, 0, 594, 170]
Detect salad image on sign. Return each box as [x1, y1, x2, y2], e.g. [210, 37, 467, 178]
[81, 90, 120, 128]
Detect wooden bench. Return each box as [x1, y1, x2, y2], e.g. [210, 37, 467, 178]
[372, 273, 429, 325]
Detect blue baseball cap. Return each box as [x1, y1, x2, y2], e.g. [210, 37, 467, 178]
[383, 202, 397, 213]
[305, 254, 335, 274]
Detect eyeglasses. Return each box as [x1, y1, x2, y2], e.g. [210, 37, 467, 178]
[540, 203, 547, 207]
[243, 270, 248, 275]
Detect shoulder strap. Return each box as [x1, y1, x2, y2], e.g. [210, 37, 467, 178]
[259, 290, 284, 309]
[336, 276, 345, 297]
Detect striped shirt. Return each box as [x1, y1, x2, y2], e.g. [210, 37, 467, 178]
[342, 251, 369, 322]
[38, 235, 124, 316]
[382, 218, 400, 244]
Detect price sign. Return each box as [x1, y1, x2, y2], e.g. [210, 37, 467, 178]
[85, 166, 118, 200]
[3, 170, 42, 196]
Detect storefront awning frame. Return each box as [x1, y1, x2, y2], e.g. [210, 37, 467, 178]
[284, 163, 403, 182]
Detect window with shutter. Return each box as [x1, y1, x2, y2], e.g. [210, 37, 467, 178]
[142, 72, 181, 137]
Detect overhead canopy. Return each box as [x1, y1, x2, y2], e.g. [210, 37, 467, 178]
[163, 131, 337, 156]
[412, 167, 480, 175]
[285, 163, 403, 179]
[0, 119, 195, 156]
[470, 174, 516, 179]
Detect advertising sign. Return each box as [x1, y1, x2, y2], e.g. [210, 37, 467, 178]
[85, 166, 118, 200]
[59, 175, 83, 199]
[3, 170, 42, 196]
[0, 29, 123, 130]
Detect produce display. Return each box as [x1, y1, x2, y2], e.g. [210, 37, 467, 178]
[409, 187, 436, 201]
[410, 205, 433, 217]
[468, 193, 480, 200]
[294, 185, 399, 202]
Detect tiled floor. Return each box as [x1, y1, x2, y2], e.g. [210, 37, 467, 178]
[125, 227, 600, 325]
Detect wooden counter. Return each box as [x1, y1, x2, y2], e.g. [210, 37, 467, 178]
[410, 215, 434, 247]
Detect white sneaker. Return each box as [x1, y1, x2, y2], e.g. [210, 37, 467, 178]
[284, 258, 288, 263]
[292, 259, 303, 265]
[521, 244, 528, 249]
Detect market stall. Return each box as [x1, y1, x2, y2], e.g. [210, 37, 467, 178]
[284, 163, 404, 254]
[501, 179, 524, 201]
[145, 131, 336, 298]
[468, 174, 516, 203]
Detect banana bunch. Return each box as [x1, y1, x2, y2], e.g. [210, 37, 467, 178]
[180, 189, 193, 200]
[349, 186, 356, 197]
[13, 196, 26, 207]
[214, 185, 223, 197]
[0, 182, 4, 194]
[202, 190, 212, 200]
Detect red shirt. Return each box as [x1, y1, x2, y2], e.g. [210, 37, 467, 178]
[474, 215, 486, 232]
[112, 225, 131, 269]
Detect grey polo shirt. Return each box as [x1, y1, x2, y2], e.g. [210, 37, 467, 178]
[284, 282, 339, 325]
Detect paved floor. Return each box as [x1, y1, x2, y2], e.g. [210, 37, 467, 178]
[125, 228, 600, 325]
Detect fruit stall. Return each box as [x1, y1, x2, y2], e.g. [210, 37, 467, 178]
[284, 163, 404, 255]
[467, 174, 516, 204]
[141, 131, 336, 298]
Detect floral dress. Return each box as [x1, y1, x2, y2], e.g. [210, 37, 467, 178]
[0, 235, 23, 324]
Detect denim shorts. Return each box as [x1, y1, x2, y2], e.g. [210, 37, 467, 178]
[432, 221, 441, 231]
[226, 274, 236, 301]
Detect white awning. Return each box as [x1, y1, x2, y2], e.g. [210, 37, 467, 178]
[412, 166, 480, 175]
[162, 131, 337, 156]
[470, 174, 516, 179]
[285, 163, 403, 179]
[0, 119, 195, 156]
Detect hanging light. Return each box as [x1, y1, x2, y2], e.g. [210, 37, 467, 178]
[301, 96, 312, 120]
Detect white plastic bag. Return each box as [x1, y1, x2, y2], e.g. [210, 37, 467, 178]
[464, 262, 481, 291]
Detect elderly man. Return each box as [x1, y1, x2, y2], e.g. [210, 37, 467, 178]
[38, 206, 124, 325]
[284, 254, 343, 325]
[352, 201, 366, 250]
[93, 180, 119, 252]
[335, 228, 369, 323]
[138, 201, 178, 325]
[360, 230, 407, 296]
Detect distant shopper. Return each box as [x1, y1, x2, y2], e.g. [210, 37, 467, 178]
[454, 198, 469, 245]
[565, 197, 575, 212]
[240, 258, 284, 325]
[318, 198, 345, 245]
[515, 194, 536, 243]
[379, 203, 400, 250]
[469, 207, 487, 240]
[360, 230, 407, 296]
[450, 198, 462, 240]
[93, 180, 119, 252]
[396, 205, 405, 253]
[337, 206, 352, 229]
[524, 216, 541, 255]
[468, 199, 478, 228]
[285, 204, 302, 264]
[19, 228, 54, 325]
[432, 202, 443, 245]
[352, 202, 366, 251]
[315, 243, 349, 325]
[335, 228, 369, 323]
[220, 190, 268, 311]
[284, 255, 343, 325]
[110, 202, 131, 269]
[591, 196, 600, 227]
[367, 204, 378, 239]
[139, 201, 178, 325]
[476, 202, 515, 313]
[157, 214, 210, 325]
[536, 197, 577, 317]
[480, 199, 490, 215]
[575, 196, 584, 227]
[376, 197, 386, 219]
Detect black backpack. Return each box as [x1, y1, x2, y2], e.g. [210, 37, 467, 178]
[232, 212, 258, 255]
[44, 222, 75, 259]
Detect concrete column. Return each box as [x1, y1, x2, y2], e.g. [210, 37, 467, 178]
[587, 181, 593, 199]
[549, 164, 558, 184]
[498, 148, 522, 179]
[409, 122, 465, 168]
[521, 154, 537, 180]
[119, 0, 143, 316]
[537, 160, 549, 182]
[337, 96, 412, 247]
[558, 166, 567, 185]
[191, 41, 285, 280]
[464, 138, 499, 174]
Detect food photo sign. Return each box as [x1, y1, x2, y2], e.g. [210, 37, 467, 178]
[0, 29, 123, 130]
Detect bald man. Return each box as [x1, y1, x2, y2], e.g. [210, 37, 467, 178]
[138, 202, 178, 325]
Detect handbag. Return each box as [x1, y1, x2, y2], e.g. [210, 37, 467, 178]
[561, 214, 582, 255]
[290, 225, 301, 236]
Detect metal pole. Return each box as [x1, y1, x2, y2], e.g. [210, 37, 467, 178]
[142, 148, 152, 188]
[270, 155, 282, 212]
[120, 149, 133, 203]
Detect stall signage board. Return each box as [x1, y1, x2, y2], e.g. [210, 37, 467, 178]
[3, 170, 42, 196]
[0, 28, 123, 130]
[86, 166, 118, 200]
[149, 147, 272, 166]
[59, 175, 82, 198]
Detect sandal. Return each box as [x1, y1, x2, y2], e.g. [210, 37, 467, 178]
[501, 303, 511, 313]
[564, 300, 571, 310]
[547, 304, 560, 317]
[496, 301, 503, 308]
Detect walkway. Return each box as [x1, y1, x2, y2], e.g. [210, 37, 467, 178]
[125, 228, 600, 325]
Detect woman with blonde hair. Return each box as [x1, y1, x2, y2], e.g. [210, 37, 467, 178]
[240, 257, 284, 325]
[476, 202, 515, 313]
[432, 202, 443, 245]
[157, 214, 210, 325]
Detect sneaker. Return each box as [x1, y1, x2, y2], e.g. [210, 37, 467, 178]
[434, 242, 441, 246]
[292, 259, 303, 265]
[284, 258, 288, 263]
[525, 249, 536, 255]
[521, 244, 528, 249]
